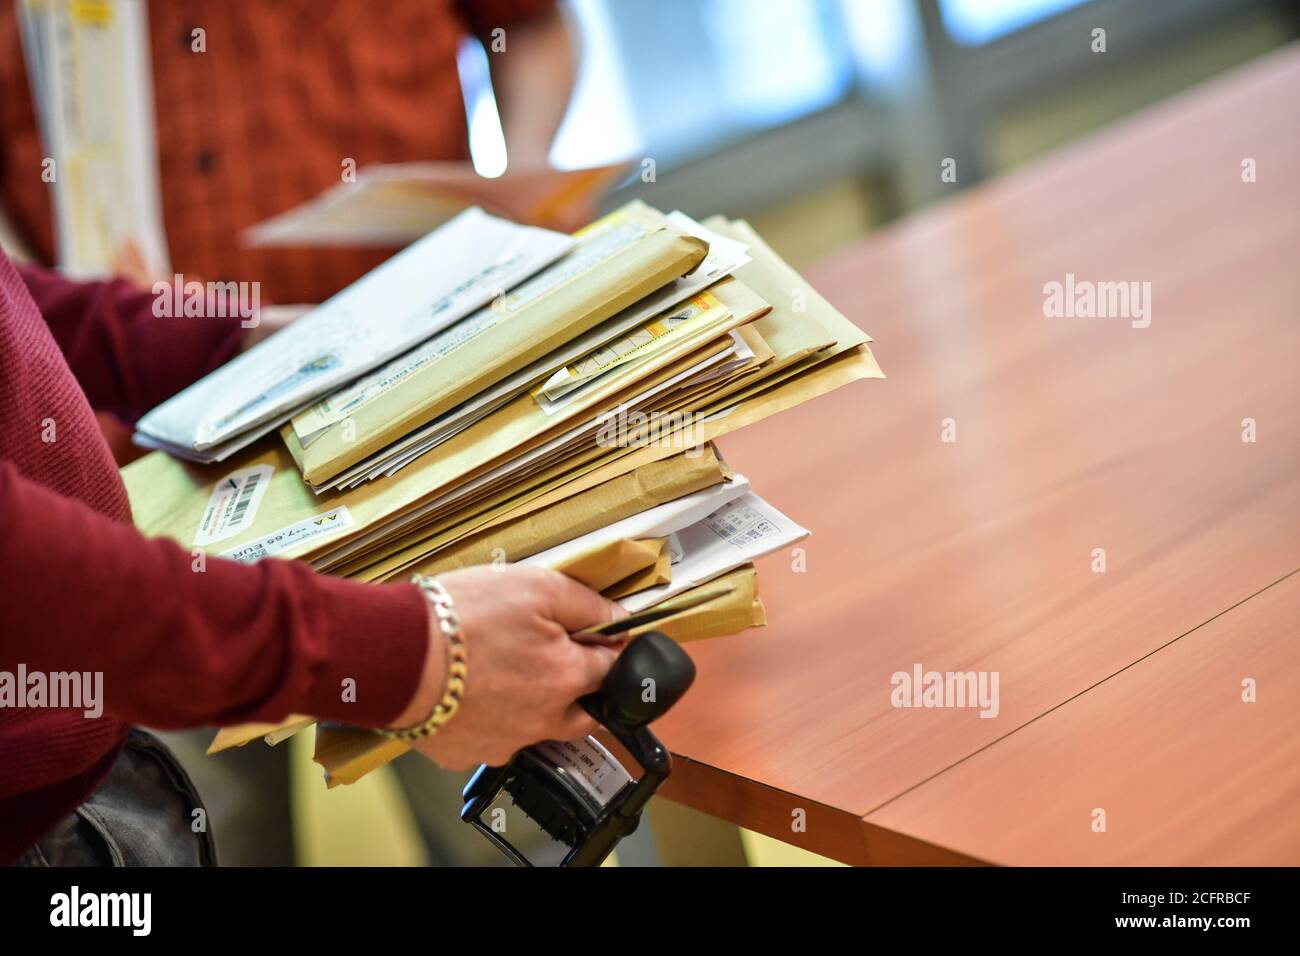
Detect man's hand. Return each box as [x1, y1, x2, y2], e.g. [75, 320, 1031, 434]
[390, 565, 625, 771]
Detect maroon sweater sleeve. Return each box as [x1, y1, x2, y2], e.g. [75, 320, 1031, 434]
[0, 459, 430, 731]
[17, 263, 244, 421]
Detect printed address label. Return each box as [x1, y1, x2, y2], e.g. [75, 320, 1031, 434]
[704, 501, 778, 550]
[219, 507, 354, 564]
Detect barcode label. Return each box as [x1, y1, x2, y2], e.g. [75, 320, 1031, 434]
[193, 464, 274, 547]
[228, 472, 261, 524]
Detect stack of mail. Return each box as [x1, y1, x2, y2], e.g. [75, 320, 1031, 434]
[123, 199, 883, 784]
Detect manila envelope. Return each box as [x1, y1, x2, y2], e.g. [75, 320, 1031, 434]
[123, 278, 764, 568]
[290, 200, 710, 485]
[604, 539, 672, 599]
[321, 443, 725, 578]
[207, 715, 315, 754]
[368, 448, 718, 581]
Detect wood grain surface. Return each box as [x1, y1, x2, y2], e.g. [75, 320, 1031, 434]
[655, 45, 1300, 865]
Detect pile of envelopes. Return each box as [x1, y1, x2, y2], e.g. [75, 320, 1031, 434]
[123, 200, 883, 784]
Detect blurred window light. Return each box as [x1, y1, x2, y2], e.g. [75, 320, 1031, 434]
[552, 0, 854, 170]
[839, 0, 918, 87]
[939, 0, 1092, 46]
[457, 36, 508, 177]
[551, 0, 643, 168]
[701, 0, 846, 125]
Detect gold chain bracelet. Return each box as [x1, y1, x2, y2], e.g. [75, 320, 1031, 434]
[383, 574, 468, 741]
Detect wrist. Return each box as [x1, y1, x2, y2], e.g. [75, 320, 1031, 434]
[384, 575, 468, 739]
[387, 585, 450, 730]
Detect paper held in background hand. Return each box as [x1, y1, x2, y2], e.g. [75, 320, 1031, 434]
[133, 209, 573, 460]
[243, 160, 629, 247]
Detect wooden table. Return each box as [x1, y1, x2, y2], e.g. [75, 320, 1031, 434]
[655, 45, 1300, 866]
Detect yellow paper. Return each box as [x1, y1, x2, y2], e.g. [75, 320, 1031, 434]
[557, 537, 665, 594]
[630, 565, 763, 643]
[604, 539, 672, 599]
[314, 725, 409, 788]
[207, 714, 314, 754]
[537, 290, 728, 400]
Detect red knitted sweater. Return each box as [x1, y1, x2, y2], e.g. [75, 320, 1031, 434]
[0, 252, 429, 864]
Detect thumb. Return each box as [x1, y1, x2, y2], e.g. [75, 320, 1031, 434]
[543, 570, 626, 635]
[568, 642, 620, 698]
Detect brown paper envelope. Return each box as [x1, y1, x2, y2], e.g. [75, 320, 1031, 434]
[207, 714, 314, 754]
[603, 539, 672, 599]
[705, 215, 869, 353]
[315, 441, 652, 572]
[296, 203, 710, 485]
[344, 440, 725, 580]
[313, 725, 409, 788]
[629, 565, 762, 643]
[549, 537, 664, 594]
[323, 442, 664, 577]
[372, 451, 719, 580]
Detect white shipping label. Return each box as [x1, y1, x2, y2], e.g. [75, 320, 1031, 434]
[193, 465, 274, 546]
[532, 737, 633, 808]
[704, 500, 781, 550]
[219, 507, 354, 564]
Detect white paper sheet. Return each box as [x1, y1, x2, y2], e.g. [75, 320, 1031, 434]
[521, 475, 752, 572]
[617, 492, 808, 612]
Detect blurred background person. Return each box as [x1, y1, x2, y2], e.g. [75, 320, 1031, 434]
[0, 0, 577, 303]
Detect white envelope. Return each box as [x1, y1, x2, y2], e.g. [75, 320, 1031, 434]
[522, 475, 752, 572]
[134, 208, 573, 454]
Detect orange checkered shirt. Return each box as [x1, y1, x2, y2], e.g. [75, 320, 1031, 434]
[0, 0, 555, 305]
